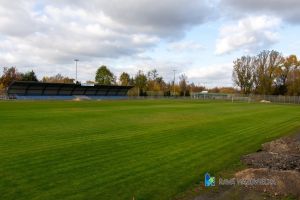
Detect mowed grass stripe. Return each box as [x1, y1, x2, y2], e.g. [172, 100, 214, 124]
[77, 120, 299, 200]
[2, 111, 289, 175]
[0, 115, 298, 181]
[0, 100, 300, 200]
[1, 111, 298, 186]
[0, 104, 291, 157]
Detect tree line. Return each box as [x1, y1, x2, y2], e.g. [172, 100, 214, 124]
[93, 66, 236, 95]
[232, 50, 300, 95]
[88, 66, 206, 96]
[0, 67, 75, 90]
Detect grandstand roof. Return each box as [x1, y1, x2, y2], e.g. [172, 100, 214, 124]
[7, 81, 133, 96]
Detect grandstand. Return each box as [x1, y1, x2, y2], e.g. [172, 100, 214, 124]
[7, 81, 133, 100]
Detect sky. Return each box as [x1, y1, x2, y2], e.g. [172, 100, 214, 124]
[0, 0, 300, 87]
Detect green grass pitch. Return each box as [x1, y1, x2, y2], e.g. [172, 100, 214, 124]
[0, 100, 300, 200]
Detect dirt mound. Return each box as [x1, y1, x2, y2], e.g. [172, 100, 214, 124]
[262, 135, 300, 155]
[260, 100, 271, 103]
[238, 133, 300, 198]
[242, 134, 300, 171]
[191, 133, 300, 200]
[235, 168, 300, 197]
[242, 152, 300, 171]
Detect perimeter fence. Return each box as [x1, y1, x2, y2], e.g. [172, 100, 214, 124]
[1, 90, 300, 105]
[190, 93, 300, 105]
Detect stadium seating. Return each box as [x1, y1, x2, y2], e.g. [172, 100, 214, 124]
[7, 81, 133, 99]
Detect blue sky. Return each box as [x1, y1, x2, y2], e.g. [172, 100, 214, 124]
[0, 0, 299, 87]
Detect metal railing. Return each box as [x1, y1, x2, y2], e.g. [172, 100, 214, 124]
[191, 93, 300, 105]
[1, 92, 300, 105]
[249, 95, 300, 104]
[0, 95, 9, 100]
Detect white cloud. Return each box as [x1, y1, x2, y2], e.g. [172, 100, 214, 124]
[215, 16, 281, 55]
[168, 41, 205, 52]
[0, 0, 215, 72]
[48, 0, 215, 37]
[0, 1, 39, 36]
[186, 63, 233, 87]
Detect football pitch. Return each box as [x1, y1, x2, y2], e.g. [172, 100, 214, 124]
[0, 100, 300, 200]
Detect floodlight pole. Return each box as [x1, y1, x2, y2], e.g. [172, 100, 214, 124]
[173, 70, 176, 96]
[74, 59, 79, 83]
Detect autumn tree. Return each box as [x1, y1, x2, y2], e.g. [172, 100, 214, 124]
[119, 72, 130, 86]
[189, 83, 206, 93]
[42, 74, 74, 83]
[95, 65, 115, 85]
[287, 69, 300, 95]
[0, 83, 4, 94]
[155, 76, 166, 91]
[218, 87, 236, 94]
[179, 74, 188, 96]
[146, 69, 165, 92]
[0, 67, 38, 90]
[134, 70, 147, 96]
[20, 70, 38, 82]
[284, 55, 300, 95]
[0, 67, 22, 88]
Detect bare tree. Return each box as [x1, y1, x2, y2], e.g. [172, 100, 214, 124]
[232, 56, 255, 94]
[254, 50, 284, 94]
[233, 50, 285, 95]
